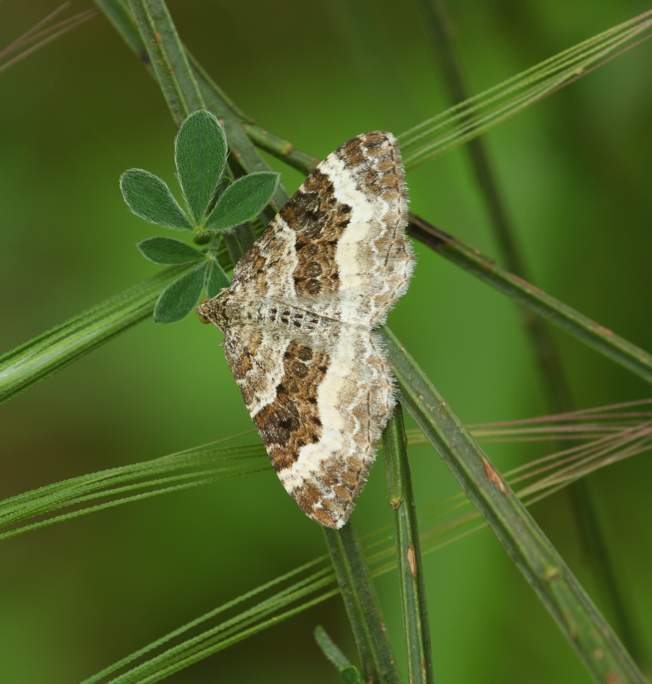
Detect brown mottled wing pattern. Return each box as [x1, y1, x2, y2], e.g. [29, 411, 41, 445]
[230, 132, 412, 325]
[223, 324, 395, 528]
[278, 329, 395, 528]
[201, 131, 413, 528]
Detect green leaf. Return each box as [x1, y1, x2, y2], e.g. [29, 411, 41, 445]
[206, 172, 279, 230]
[120, 169, 191, 229]
[175, 110, 227, 223]
[205, 260, 229, 298]
[154, 264, 207, 323]
[138, 237, 203, 264]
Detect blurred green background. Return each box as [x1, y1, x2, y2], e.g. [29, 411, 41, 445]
[2, 1, 651, 682]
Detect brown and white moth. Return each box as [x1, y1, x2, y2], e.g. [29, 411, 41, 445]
[198, 132, 414, 528]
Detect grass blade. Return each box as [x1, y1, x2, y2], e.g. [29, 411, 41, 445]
[187, 53, 290, 214]
[238, 132, 652, 389]
[4, 401, 648, 544]
[323, 525, 401, 684]
[382, 326, 646, 683]
[314, 626, 364, 684]
[0, 442, 266, 541]
[398, 10, 652, 167]
[418, 0, 574, 407]
[0, 264, 192, 402]
[83, 558, 334, 683]
[94, 0, 143, 55]
[383, 404, 434, 684]
[127, 0, 204, 123]
[0, 6, 96, 76]
[419, 0, 642, 663]
[93, 1, 289, 214]
[81, 414, 652, 683]
[408, 215, 652, 384]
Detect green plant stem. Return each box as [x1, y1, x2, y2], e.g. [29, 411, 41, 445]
[420, 0, 569, 398]
[323, 525, 401, 684]
[397, 11, 652, 167]
[232, 223, 256, 254]
[381, 327, 646, 684]
[8, 411, 647, 544]
[76, 405, 652, 682]
[245, 124, 319, 173]
[314, 626, 364, 684]
[127, 0, 204, 123]
[0, 264, 192, 402]
[94, 1, 289, 214]
[98, 6, 397, 682]
[187, 52, 289, 215]
[222, 230, 244, 266]
[408, 215, 652, 384]
[383, 404, 434, 684]
[420, 0, 642, 664]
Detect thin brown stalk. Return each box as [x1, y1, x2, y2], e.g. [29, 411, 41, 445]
[0, 7, 96, 75]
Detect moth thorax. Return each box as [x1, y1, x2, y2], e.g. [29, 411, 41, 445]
[257, 300, 329, 334]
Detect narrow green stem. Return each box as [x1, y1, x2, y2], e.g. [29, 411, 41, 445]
[245, 124, 319, 173]
[128, 0, 204, 123]
[94, 0, 143, 55]
[383, 404, 435, 684]
[314, 626, 364, 684]
[0, 264, 192, 402]
[188, 52, 289, 214]
[382, 327, 646, 684]
[420, 0, 642, 663]
[420, 0, 527, 276]
[94, 1, 289, 213]
[222, 230, 244, 265]
[95, 7, 394, 683]
[232, 223, 256, 254]
[408, 215, 652, 384]
[420, 0, 569, 395]
[323, 525, 401, 684]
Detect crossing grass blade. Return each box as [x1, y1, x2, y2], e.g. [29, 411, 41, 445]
[398, 9, 652, 167]
[0, 442, 267, 542]
[382, 326, 646, 684]
[324, 525, 401, 684]
[79, 415, 652, 683]
[383, 404, 434, 684]
[0, 263, 194, 402]
[314, 626, 364, 684]
[127, 0, 204, 123]
[3, 402, 649, 544]
[407, 215, 652, 385]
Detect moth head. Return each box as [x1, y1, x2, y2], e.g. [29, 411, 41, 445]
[196, 290, 229, 329]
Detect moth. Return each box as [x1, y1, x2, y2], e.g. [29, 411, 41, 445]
[198, 132, 414, 528]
